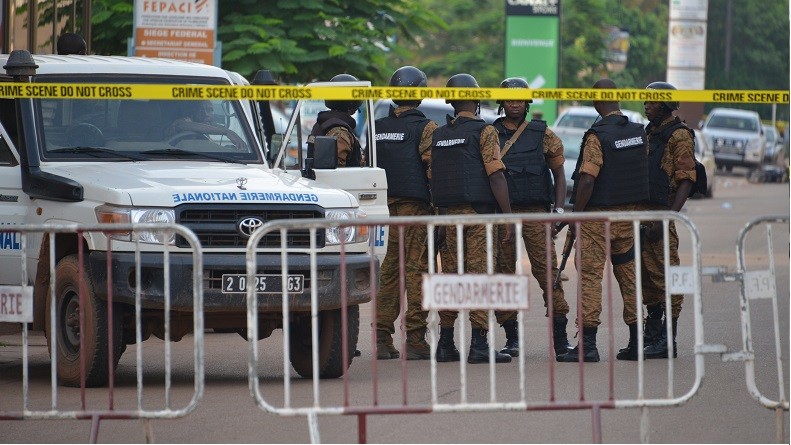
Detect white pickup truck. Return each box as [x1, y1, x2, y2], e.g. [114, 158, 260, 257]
[0, 50, 387, 386]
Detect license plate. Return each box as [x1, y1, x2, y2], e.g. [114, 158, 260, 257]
[221, 274, 305, 294]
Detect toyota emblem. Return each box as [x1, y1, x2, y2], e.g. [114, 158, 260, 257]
[236, 177, 248, 190]
[237, 217, 264, 237]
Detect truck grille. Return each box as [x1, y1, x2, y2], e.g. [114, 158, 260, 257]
[175, 204, 325, 248]
[713, 137, 746, 154]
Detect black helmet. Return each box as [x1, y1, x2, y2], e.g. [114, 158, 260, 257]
[445, 73, 479, 104]
[389, 66, 427, 87]
[498, 77, 533, 105]
[645, 81, 679, 110]
[325, 73, 362, 112]
[389, 66, 427, 106]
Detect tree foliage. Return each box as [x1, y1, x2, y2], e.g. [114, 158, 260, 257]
[385, 0, 502, 87]
[705, 0, 789, 118]
[81, 0, 441, 84]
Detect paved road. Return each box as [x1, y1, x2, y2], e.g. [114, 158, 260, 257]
[1, 169, 788, 443]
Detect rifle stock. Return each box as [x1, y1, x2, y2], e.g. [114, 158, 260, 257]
[553, 228, 575, 289]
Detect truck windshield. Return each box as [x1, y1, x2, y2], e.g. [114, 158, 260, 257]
[37, 75, 260, 163]
[706, 115, 759, 132]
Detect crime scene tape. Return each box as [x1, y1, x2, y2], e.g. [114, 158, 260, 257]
[0, 84, 787, 103]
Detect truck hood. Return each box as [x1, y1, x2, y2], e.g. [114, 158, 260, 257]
[44, 161, 356, 208]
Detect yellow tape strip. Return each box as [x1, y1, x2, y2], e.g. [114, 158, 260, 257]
[0, 84, 787, 103]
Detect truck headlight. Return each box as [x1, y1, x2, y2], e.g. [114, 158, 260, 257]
[325, 208, 369, 245]
[95, 205, 176, 245]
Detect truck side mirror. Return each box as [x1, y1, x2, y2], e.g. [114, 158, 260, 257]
[312, 136, 338, 169]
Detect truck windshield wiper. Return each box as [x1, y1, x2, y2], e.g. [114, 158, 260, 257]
[48, 146, 147, 161]
[140, 148, 247, 164]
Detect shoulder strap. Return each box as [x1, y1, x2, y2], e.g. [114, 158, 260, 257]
[500, 120, 529, 157]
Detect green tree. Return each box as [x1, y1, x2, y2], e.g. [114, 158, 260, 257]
[35, 0, 441, 84]
[705, 0, 789, 119]
[386, 0, 502, 87]
[91, 0, 134, 57]
[218, 0, 442, 83]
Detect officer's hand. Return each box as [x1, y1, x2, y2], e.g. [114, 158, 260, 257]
[502, 224, 515, 244]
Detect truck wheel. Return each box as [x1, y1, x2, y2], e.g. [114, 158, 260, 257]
[288, 305, 359, 379]
[44, 255, 124, 387]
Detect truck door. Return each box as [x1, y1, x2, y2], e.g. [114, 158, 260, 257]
[268, 82, 389, 261]
[0, 99, 32, 285]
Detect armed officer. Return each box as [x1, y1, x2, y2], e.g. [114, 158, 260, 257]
[635, 81, 696, 360]
[492, 77, 572, 359]
[430, 73, 514, 364]
[557, 78, 649, 363]
[374, 66, 438, 361]
[307, 73, 363, 167]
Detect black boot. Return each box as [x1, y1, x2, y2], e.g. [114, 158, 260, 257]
[644, 317, 678, 359]
[552, 316, 573, 357]
[556, 327, 600, 362]
[616, 323, 639, 361]
[468, 328, 512, 364]
[436, 327, 460, 362]
[619, 305, 663, 356]
[499, 319, 519, 357]
[644, 304, 664, 345]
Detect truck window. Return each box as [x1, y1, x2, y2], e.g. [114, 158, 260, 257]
[0, 97, 20, 154]
[34, 75, 261, 163]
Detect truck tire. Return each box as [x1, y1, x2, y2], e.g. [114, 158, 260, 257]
[289, 305, 359, 379]
[44, 255, 124, 387]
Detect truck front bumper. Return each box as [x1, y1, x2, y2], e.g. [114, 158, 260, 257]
[88, 251, 378, 312]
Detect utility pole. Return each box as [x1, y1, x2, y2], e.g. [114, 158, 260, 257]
[82, 0, 92, 54]
[724, 0, 732, 77]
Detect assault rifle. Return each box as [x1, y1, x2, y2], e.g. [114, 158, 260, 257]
[553, 222, 575, 289]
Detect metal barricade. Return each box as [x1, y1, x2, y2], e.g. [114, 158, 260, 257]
[245, 210, 718, 444]
[0, 223, 204, 443]
[712, 215, 789, 443]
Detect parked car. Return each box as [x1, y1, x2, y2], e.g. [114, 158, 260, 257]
[692, 129, 716, 198]
[701, 108, 766, 172]
[762, 124, 782, 165]
[553, 105, 648, 129]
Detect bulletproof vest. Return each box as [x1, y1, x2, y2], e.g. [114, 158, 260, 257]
[430, 116, 497, 209]
[308, 110, 362, 167]
[584, 114, 649, 207]
[375, 107, 432, 202]
[495, 118, 554, 207]
[646, 117, 692, 207]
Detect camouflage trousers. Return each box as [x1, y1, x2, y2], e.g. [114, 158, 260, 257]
[573, 205, 641, 328]
[376, 199, 433, 334]
[640, 219, 683, 318]
[498, 205, 570, 324]
[437, 205, 493, 331]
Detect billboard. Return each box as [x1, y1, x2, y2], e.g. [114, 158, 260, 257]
[132, 0, 220, 66]
[505, 0, 560, 124]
